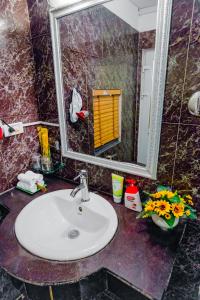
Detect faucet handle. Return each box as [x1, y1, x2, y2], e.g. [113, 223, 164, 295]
[73, 170, 88, 181]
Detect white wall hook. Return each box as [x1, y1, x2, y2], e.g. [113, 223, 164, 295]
[188, 91, 200, 116]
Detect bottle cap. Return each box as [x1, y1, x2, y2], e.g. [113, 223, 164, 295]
[126, 179, 138, 194]
[113, 195, 122, 204]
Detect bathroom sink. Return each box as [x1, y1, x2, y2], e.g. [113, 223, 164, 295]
[15, 190, 118, 261]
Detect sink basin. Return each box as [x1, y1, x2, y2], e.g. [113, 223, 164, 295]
[15, 189, 118, 261]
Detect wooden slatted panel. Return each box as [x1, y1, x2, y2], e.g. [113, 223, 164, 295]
[93, 90, 121, 149]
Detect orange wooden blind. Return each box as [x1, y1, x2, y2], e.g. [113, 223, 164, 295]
[93, 89, 121, 149]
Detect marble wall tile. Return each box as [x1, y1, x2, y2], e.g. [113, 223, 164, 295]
[59, 5, 103, 59]
[0, 35, 39, 120]
[172, 124, 200, 198]
[180, 1, 200, 125]
[26, 0, 50, 38]
[162, 0, 194, 123]
[56, 157, 77, 182]
[0, 0, 40, 194]
[156, 123, 179, 186]
[31, 35, 58, 122]
[1, 126, 39, 192]
[190, 0, 200, 43]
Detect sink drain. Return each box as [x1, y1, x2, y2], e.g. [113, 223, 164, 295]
[68, 229, 80, 239]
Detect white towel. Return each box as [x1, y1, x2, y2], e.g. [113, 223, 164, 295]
[17, 171, 43, 185]
[17, 182, 37, 193]
[17, 174, 35, 185]
[69, 88, 83, 123]
[25, 171, 43, 182]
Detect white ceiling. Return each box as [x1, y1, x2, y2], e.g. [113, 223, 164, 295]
[130, 0, 157, 9]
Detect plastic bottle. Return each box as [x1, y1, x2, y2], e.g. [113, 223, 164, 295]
[124, 179, 142, 212]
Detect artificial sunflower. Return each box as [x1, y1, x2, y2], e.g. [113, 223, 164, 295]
[185, 195, 192, 200]
[144, 200, 156, 212]
[165, 213, 171, 220]
[138, 187, 197, 229]
[180, 197, 186, 203]
[185, 210, 191, 216]
[150, 192, 161, 199]
[166, 191, 175, 198]
[188, 199, 194, 206]
[171, 203, 184, 218]
[155, 200, 171, 216]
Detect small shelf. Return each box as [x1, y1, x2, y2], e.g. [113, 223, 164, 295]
[32, 162, 65, 175]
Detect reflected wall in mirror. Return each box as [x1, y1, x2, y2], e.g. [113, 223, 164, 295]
[59, 0, 157, 166]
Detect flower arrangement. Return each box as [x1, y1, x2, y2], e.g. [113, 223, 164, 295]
[138, 187, 197, 229]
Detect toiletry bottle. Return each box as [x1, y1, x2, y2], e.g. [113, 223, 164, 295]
[112, 174, 124, 204]
[124, 179, 142, 212]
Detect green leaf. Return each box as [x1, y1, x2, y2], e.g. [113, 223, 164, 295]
[162, 214, 175, 227]
[188, 211, 197, 220]
[170, 195, 180, 203]
[184, 204, 196, 212]
[157, 185, 171, 192]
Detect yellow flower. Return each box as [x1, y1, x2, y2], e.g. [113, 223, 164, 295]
[185, 210, 191, 216]
[186, 195, 192, 200]
[188, 200, 194, 206]
[165, 213, 171, 220]
[144, 200, 156, 212]
[151, 191, 175, 199]
[166, 191, 175, 198]
[155, 200, 171, 216]
[180, 197, 186, 203]
[159, 191, 169, 197]
[150, 192, 161, 199]
[171, 203, 184, 218]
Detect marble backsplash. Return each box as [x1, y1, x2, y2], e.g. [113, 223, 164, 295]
[0, 0, 40, 193]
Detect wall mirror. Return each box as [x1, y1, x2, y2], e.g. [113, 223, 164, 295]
[50, 0, 172, 179]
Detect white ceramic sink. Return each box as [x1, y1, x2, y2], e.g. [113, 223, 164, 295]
[15, 189, 118, 261]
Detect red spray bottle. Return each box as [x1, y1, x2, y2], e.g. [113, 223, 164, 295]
[124, 179, 142, 212]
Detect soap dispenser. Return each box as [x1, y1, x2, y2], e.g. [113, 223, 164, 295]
[124, 179, 142, 212]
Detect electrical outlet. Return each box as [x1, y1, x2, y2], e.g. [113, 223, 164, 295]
[3, 122, 24, 137]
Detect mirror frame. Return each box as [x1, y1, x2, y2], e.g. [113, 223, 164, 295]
[49, 0, 172, 180]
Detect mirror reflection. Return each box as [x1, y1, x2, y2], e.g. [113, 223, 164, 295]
[59, 0, 158, 166]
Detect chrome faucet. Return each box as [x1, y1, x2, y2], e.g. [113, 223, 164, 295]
[70, 170, 90, 202]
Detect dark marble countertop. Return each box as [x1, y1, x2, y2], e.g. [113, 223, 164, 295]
[0, 177, 185, 300]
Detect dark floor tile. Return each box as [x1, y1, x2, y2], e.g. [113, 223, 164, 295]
[25, 284, 50, 300]
[107, 272, 149, 300]
[52, 282, 80, 300]
[10, 277, 24, 292]
[163, 220, 200, 300]
[0, 270, 22, 300]
[104, 291, 121, 300]
[91, 290, 121, 300]
[80, 269, 107, 300]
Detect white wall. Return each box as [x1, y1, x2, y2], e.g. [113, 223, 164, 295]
[103, 0, 156, 32]
[138, 11, 157, 32]
[49, 0, 157, 32]
[103, 0, 139, 31]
